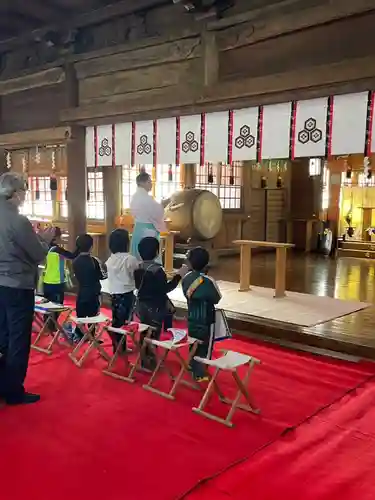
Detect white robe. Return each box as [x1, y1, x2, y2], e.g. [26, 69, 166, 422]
[130, 187, 166, 233]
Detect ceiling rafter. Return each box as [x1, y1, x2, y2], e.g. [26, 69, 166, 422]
[0, 0, 72, 23]
[0, 0, 168, 48]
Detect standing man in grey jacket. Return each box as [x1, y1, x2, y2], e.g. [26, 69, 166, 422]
[0, 172, 55, 405]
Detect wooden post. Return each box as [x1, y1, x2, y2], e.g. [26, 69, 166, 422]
[201, 31, 219, 87]
[239, 244, 251, 292]
[275, 247, 287, 298]
[66, 126, 87, 250]
[103, 165, 121, 259]
[164, 232, 175, 274]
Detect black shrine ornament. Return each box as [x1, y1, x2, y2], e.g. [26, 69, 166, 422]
[229, 163, 235, 185]
[35, 177, 40, 200]
[260, 176, 267, 189]
[276, 175, 283, 188]
[207, 163, 214, 184]
[50, 175, 57, 191]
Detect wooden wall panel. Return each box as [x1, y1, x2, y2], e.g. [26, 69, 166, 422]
[1, 83, 65, 134]
[79, 59, 201, 105]
[219, 12, 375, 80]
[75, 37, 201, 79]
[290, 159, 320, 218]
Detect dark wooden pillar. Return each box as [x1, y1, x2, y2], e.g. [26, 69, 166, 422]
[102, 165, 122, 259]
[66, 126, 86, 250]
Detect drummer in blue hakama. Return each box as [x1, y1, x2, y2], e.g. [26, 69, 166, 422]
[130, 171, 167, 262]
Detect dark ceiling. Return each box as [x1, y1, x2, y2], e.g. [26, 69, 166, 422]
[0, 0, 124, 41]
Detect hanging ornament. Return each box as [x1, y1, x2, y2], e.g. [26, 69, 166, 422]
[22, 152, 29, 190]
[6, 151, 11, 170]
[260, 176, 267, 189]
[65, 186, 68, 201]
[344, 158, 352, 179]
[35, 146, 41, 165]
[168, 164, 173, 182]
[207, 163, 214, 184]
[229, 163, 235, 185]
[276, 161, 280, 173]
[50, 149, 57, 191]
[276, 175, 283, 188]
[22, 152, 28, 174]
[268, 160, 272, 172]
[364, 156, 372, 180]
[257, 162, 262, 170]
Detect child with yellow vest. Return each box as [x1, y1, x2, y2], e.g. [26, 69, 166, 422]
[42, 227, 78, 305]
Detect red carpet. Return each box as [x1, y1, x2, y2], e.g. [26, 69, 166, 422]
[1, 306, 374, 500]
[186, 382, 375, 500]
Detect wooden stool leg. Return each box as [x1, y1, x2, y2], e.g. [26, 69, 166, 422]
[170, 345, 201, 397]
[143, 349, 172, 399]
[128, 329, 152, 379]
[103, 335, 136, 383]
[239, 244, 251, 292]
[275, 246, 287, 298]
[193, 368, 231, 424]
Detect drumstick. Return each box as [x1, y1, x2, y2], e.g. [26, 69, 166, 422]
[167, 203, 184, 212]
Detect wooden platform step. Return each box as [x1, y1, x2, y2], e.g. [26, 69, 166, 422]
[337, 248, 375, 259]
[341, 241, 375, 251]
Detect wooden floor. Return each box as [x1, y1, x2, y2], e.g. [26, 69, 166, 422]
[189, 253, 375, 360]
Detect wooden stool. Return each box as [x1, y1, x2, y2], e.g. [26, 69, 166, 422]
[192, 350, 260, 427]
[69, 313, 111, 368]
[32, 302, 73, 355]
[143, 329, 201, 400]
[103, 322, 152, 383]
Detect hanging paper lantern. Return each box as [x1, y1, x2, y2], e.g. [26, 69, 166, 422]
[168, 164, 173, 181]
[207, 163, 214, 184]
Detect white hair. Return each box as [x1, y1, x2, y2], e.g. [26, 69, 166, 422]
[0, 172, 25, 198]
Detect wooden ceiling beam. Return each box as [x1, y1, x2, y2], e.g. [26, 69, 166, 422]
[0, 0, 167, 51]
[1, 0, 71, 23]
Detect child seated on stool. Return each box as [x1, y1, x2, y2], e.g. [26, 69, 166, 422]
[182, 247, 222, 382]
[73, 234, 107, 341]
[105, 229, 139, 354]
[134, 237, 188, 370]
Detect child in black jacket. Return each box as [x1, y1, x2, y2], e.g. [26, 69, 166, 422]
[134, 237, 187, 369]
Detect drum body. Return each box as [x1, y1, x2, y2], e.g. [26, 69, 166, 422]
[164, 189, 223, 241]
